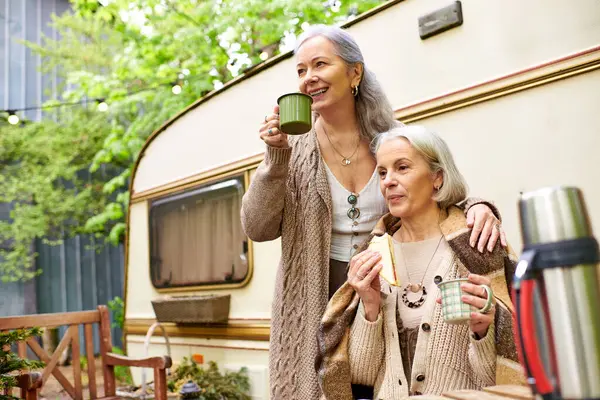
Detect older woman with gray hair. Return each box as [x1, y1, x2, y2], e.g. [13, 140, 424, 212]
[242, 24, 507, 400]
[316, 125, 523, 400]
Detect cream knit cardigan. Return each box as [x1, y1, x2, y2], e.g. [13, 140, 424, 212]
[241, 130, 497, 400]
[316, 209, 525, 400]
[348, 250, 500, 398]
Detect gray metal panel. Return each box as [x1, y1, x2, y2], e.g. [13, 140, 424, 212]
[1, 0, 69, 116]
[34, 238, 52, 314]
[95, 243, 107, 306]
[22, 276, 36, 315]
[0, 0, 7, 109]
[49, 243, 63, 312]
[64, 237, 78, 312]
[80, 234, 101, 352]
[8, 0, 24, 109]
[0, 202, 10, 222]
[24, 0, 40, 121]
[0, 280, 25, 316]
[111, 244, 125, 347]
[33, 234, 125, 353]
[40, 0, 55, 104]
[64, 236, 85, 348]
[54, 0, 69, 97]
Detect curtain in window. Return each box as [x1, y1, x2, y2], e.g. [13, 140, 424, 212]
[151, 187, 247, 287]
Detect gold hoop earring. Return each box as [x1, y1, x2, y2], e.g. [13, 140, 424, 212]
[351, 85, 359, 97]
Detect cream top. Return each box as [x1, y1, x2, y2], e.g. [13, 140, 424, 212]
[392, 236, 452, 329]
[324, 163, 388, 262]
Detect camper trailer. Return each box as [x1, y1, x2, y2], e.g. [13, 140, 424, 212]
[123, 0, 600, 398]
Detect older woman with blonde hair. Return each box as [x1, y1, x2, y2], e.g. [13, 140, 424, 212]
[316, 125, 524, 400]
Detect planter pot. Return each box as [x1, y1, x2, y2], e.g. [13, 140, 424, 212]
[151, 294, 230, 324]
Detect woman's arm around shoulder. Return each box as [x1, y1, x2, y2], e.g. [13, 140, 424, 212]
[460, 197, 508, 253]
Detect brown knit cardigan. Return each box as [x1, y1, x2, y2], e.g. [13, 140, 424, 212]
[241, 130, 501, 400]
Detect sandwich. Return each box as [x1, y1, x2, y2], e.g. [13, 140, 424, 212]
[367, 233, 399, 286]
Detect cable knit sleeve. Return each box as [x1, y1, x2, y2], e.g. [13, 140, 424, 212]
[348, 302, 385, 386]
[458, 197, 502, 222]
[240, 145, 292, 242]
[468, 318, 497, 387]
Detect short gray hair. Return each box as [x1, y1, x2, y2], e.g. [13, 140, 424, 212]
[372, 125, 468, 209]
[294, 24, 400, 143]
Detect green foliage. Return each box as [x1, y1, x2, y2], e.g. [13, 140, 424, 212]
[110, 346, 133, 386]
[0, 328, 45, 398]
[107, 296, 131, 386]
[79, 355, 88, 372]
[0, 0, 385, 281]
[0, 108, 111, 282]
[107, 296, 125, 330]
[168, 358, 251, 400]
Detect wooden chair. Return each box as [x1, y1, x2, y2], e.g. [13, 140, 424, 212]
[1, 372, 43, 400]
[0, 305, 172, 400]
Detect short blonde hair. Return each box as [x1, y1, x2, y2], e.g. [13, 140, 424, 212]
[372, 125, 468, 209]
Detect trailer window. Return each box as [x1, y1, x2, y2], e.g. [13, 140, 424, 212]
[149, 175, 248, 289]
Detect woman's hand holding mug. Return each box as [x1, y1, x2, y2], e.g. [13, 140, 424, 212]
[436, 273, 495, 339]
[348, 250, 383, 322]
[461, 273, 495, 338]
[260, 105, 289, 148]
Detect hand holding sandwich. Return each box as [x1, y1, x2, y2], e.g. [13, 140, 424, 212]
[348, 250, 383, 322]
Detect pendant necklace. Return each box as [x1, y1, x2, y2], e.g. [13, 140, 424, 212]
[398, 234, 444, 309]
[322, 124, 360, 166]
[346, 147, 361, 221]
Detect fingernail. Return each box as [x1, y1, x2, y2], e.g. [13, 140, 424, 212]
[478, 246, 484, 253]
[470, 240, 475, 247]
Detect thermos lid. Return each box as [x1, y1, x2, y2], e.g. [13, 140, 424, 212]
[519, 186, 592, 245]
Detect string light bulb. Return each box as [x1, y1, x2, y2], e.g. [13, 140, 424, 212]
[171, 82, 182, 95]
[7, 111, 20, 125]
[96, 98, 108, 112]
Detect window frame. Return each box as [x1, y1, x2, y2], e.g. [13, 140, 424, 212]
[146, 168, 254, 293]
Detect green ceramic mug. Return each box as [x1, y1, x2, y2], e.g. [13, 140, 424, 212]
[277, 93, 313, 135]
[437, 278, 493, 324]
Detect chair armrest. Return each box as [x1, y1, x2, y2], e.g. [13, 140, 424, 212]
[15, 372, 43, 390]
[105, 352, 172, 369]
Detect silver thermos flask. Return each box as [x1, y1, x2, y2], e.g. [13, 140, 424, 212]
[513, 186, 600, 400]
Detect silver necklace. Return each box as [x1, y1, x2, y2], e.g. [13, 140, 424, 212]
[398, 234, 444, 309]
[322, 124, 360, 166]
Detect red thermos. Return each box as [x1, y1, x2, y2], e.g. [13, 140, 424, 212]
[513, 186, 600, 400]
